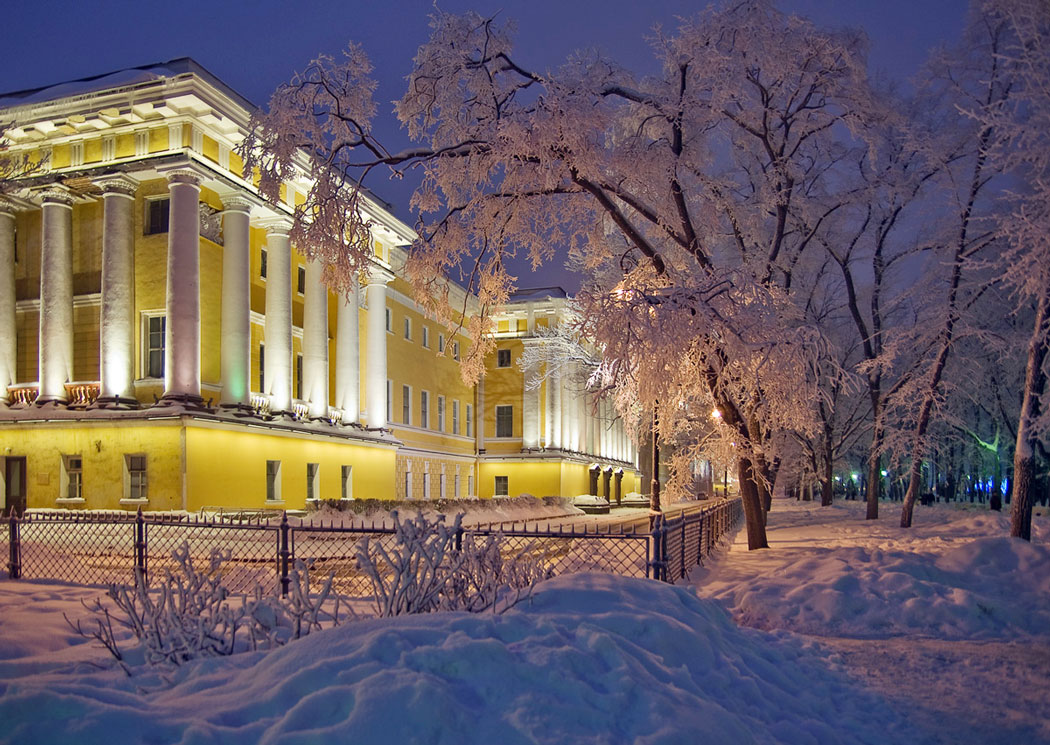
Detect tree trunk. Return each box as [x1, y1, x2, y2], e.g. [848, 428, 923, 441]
[866, 405, 883, 519]
[738, 457, 769, 550]
[821, 448, 834, 506]
[649, 409, 662, 514]
[1010, 289, 1049, 540]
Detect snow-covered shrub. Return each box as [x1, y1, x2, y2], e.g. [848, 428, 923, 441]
[355, 510, 551, 617]
[68, 542, 348, 673]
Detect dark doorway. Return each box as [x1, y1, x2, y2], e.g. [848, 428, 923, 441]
[4, 457, 27, 516]
[588, 466, 599, 496]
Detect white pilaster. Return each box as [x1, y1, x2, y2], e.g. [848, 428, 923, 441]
[0, 206, 16, 404]
[549, 365, 562, 449]
[477, 375, 486, 450]
[334, 279, 360, 423]
[364, 266, 393, 428]
[219, 196, 252, 408]
[161, 169, 203, 404]
[522, 338, 541, 449]
[302, 257, 329, 418]
[96, 175, 138, 406]
[37, 189, 74, 405]
[262, 218, 293, 413]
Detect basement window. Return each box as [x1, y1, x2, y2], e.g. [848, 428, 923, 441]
[125, 454, 148, 501]
[61, 455, 83, 501]
[494, 475, 509, 497]
[266, 460, 282, 503]
[306, 463, 319, 501]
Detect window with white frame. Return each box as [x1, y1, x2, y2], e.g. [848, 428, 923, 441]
[454, 471, 461, 498]
[386, 379, 393, 422]
[440, 470, 447, 499]
[420, 390, 429, 429]
[452, 400, 460, 434]
[145, 197, 169, 235]
[266, 460, 281, 502]
[297, 265, 306, 295]
[496, 405, 513, 438]
[453, 341, 460, 360]
[62, 455, 83, 500]
[306, 462, 319, 500]
[258, 343, 265, 392]
[497, 348, 511, 368]
[438, 333, 445, 353]
[385, 307, 392, 333]
[422, 326, 430, 348]
[126, 454, 148, 501]
[423, 463, 431, 500]
[144, 314, 165, 379]
[437, 395, 445, 432]
[466, 403, 473, 438]
[468, 472, 474, 497]
[495, 475, 509, 496]
[404, 316, 411, 341]
[260, 247, 268, 279]
[402, 384, 411, 425]
[405, 466, 413, 499]
[296, 354, 303, 400]
[341, 465, 353, 500]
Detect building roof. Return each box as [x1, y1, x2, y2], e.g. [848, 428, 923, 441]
[508, 287, 569, 303]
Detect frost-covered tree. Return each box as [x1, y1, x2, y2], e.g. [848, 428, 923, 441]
[969, 0, 1050, 540]
[245, 2, 879, 550]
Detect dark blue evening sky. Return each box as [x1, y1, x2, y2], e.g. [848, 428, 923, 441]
[2, 0, 970, 288]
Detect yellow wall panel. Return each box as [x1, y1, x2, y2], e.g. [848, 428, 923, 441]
[148, 127, 168, 153]
[202, 135, 220, 163]
[83, 139, 102, 164]
[51, 144, 71, 170]
[115, 133, 135, 159]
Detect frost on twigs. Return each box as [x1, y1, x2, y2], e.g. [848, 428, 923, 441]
[67, 542, 349, 673]
[356, 510, 551, 617]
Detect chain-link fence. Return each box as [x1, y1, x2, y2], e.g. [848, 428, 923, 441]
[3, 498, 743, 591]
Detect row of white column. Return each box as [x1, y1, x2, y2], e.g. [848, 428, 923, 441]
[520, 352, 634, 464]
[0, 169, 395, 428]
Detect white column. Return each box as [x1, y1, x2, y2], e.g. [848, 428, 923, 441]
[263, 218, 293, 414]
[96, 176, 138, 406]
[158, 170, 204, 404]
[559, 365, 571, 451]
[477, 375, 486, 450]
[0, 205, 16, 404]
[302, 258, 329, 418]
[365, 266, 393, 428]
[37, 189, 74, 405]
[334, 279, 360, 423]
[522, 339, 541, 449]
[219, 196, 252, 408]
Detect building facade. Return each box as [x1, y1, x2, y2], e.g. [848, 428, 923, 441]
[0, 60, 638, 513]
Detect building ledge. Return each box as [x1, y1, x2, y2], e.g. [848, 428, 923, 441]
[119, 498, 148, 507]
[55, 497, 86, 505]
[264, 499, 286, 507]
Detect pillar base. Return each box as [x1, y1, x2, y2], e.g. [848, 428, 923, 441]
[34, 396, 68, 407]
[156, 392, 209, 411]
[90, 395, 140, 410]
[219, 402, 257, 417]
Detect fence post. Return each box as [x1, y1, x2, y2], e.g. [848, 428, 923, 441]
[134, 508, 146, 583]
[8, 514, 20, 580]
[679, 517, 686, 580]
[279, 512, 290, 598]
[454, 524, 463, 552]
[648, 513, 667, 582]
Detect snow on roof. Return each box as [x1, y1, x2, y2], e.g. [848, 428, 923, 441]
[507, 286, 568, 303]
[0, 58, 255, 112]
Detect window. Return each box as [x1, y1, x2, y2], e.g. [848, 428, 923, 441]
[420, 390, 429, 429]
[437, 395, 445, 432]
[266, 460, 281, 502]
[452, 341, 460, 360]
[296, 354, 303, 400]
[452, 400, 460, 435]
[497, 348, 511, 368]
[404, 317, 411, 340]
[385, 307, 392, 333]
[466, 404, 473, 438]
[145, 197, 169, 235]
[402, 384, 411, 425]
[496, 405, 513, 438]
[404, 466, 412, 499]
[297, 265, 306, 295]
[386, 379, 393, 422]
[260, 248, 268, 279]
[306, 463, 319, 501]
[438, 334, 445, 353]
[127, 455, 147, 501]
[63, 455, 83, 500]
[468, 472, 474, 497]
[259, 343, 265, 391]
[423, 464, 431, 500]
[494, 475, 509, 497]
[440, 471, 447, 499]
[454, 472, 461, 498]
[146, 315, 165, 379]
[422, 326, 430, 349]
[341, 465, 353, 500]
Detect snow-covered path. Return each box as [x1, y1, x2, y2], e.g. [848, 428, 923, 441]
[690, 498, 1050, 744]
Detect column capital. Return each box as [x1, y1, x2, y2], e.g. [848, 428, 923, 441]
[37, 186, 75, 208]
[366, 264, 395, 286]
[94, 173, 139, 199]
[157, 161, 210, 188]
[257, 215, 293, 236]
[219, 194, 255, 214]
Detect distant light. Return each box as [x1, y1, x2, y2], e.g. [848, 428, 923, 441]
[711, 408, 721, 419]
[851, 473, 859, 482]
[834, 476, 841, 482]
[881, 470, 888, 477]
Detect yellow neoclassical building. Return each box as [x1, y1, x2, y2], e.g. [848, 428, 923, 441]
[0, 59, 639, 513]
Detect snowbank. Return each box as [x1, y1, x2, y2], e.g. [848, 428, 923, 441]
[696, 500, 1050, 639]
[0, 573, 911, 744]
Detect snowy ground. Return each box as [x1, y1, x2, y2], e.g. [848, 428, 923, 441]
[690, 499, 1050, 744]
[0, 499, 1046, 744]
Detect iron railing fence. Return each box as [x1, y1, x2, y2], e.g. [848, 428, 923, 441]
[3, 498, 743, 592]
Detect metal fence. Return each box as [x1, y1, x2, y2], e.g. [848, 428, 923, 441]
[3, 498, 742, 593]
